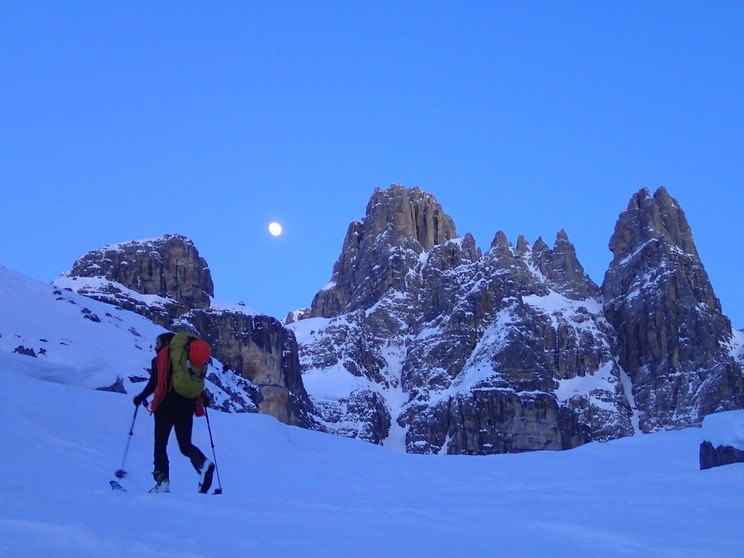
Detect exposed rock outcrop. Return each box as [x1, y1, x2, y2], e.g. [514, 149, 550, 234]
[57, 235, 315, 427]
[185, 309, 315, 427]
[699, 441, 744, 470]
[63, 235, 213, 327]
[56, 184, 744, 455]
[602, 187, 744, 432]
[311, 185, 458, 318]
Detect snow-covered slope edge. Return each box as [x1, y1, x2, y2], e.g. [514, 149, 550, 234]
[0, 266, 257, 412]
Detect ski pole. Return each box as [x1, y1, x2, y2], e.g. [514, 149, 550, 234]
[115, 404, 139, 479]
[204, 406, 223, 494]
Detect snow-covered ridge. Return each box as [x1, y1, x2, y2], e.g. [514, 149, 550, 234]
[1, 266, 256, 412]
[0, 266, 161, 391]
[54, 275, 178, 311]
[207, 297, 258, 316]
[55, 272, 258, 318]
[87, 233, 195, 253]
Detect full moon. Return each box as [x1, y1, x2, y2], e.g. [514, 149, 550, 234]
[268, 222, 283, 236]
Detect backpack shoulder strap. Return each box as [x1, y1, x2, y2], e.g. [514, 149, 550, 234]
[149, 345, 171, 413]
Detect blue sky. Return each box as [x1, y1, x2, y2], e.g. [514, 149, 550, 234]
[1, 1, 742, 327]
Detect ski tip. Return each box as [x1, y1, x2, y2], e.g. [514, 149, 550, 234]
[109, 480, 127, 492]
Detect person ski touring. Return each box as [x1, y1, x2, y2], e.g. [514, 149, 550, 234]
[133, 331, 215, 494]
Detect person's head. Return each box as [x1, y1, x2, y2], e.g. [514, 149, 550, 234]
[154, 332, 175, 351]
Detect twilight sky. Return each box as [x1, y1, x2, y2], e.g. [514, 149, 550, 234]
[1, 2, 742, 327]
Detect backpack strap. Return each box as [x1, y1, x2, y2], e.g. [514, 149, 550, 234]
[183, 338, 196, 379]
[148, 345, 171, 414]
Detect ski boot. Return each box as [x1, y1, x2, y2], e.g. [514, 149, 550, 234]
[149, 470, 170, 493]
[198, 459, 215, 494]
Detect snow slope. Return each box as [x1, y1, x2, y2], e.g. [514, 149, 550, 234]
[0, 266, 256, 412]
[0, 266, 164, 391]
[2, 348, 744, 557]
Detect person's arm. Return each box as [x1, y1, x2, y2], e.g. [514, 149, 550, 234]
[133, 358, 158, 405]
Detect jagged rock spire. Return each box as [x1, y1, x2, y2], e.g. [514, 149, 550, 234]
[602, 187, 743, 431]
[311, 184, 458, 318]
[607, 187, 699, 264]
[530, 229, 600, 300]
[365, 184, 458, 251]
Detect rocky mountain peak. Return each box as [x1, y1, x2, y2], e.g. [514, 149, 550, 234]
[489, 230, 511, 250]
[62, 234, 213, 326]
[611, 186, 698, 261]
[296, 185, 635, 454]
[365, 184, 457, 251]
[604, 187, 721, 314]
[531, 229, 600, 300]
[602, 187, 742, 431]
[515, 235, 530, 255]
[310, 184, 458, 318]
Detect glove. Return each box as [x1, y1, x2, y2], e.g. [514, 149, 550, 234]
[133, 393, 146, 407]
[202, 391, 211, 408]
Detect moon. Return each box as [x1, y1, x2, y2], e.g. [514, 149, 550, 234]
[268, 222, 283, 236]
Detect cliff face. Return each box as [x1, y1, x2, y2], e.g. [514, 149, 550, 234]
[291, 184, 744, 454]
[186, 309, 314, 427]
[64, 235, 213, 327]
[601, 187, 744, 432]
[311, 185, 458, 318]
[57, 235, 315, 428]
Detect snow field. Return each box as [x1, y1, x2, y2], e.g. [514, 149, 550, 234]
[2, 350, 744, 558]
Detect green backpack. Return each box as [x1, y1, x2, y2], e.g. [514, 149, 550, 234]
[169, 331, 211, 398]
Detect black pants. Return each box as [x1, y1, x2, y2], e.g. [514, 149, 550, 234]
[153, 392, 207, 478]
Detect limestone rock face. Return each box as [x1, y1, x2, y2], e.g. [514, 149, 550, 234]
[57, 184, 744, 455]
[57, 234, 315, 427]
[186, 309, 315, 428]
[602, 187, 744, 431]
[310, 185, 458, 318]
[531, 230, 601, 300]
[292, 184, 633, 454]
[64, 235, 213, 327]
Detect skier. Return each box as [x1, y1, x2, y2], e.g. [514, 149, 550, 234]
[133, 332, 215, 493]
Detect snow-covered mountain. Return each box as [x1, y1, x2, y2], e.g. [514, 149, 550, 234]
[290, 185, 744, 454]
[3, 183, 743, 554]
[35, 184, 744, 457]
[603, 187, 744, 431]
[54, 234, 314, 427]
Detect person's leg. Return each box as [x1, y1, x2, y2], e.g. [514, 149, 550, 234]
[153, 410, 174, 480]
[173, 408, 207, 470]
[173, 405, 214, 492]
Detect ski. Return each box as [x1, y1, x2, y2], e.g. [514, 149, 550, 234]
[109, 480, 127, 492]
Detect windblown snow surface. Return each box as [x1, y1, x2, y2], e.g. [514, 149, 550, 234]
[1, 266, 743, 557]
